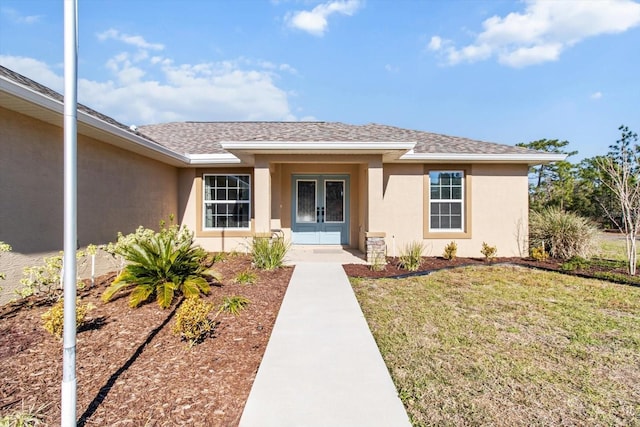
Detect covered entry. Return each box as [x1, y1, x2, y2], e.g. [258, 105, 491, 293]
[292, 175, 350, 244]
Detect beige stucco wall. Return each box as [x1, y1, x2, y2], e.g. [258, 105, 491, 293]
[380, 163, 528, 258]
[0, 107, 179, 303]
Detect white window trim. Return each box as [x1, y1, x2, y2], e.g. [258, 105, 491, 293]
[429, 170, 465, 233]
[203, 174, 251, 230]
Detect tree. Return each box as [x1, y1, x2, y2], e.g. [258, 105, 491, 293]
[596, 125, 640, 275]
[516, 139, 577, 211]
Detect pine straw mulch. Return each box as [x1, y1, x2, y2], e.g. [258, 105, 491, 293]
[0, 254, 292, 426]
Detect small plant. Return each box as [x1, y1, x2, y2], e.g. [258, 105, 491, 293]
[172, 297, 216, 348]
[531, 246, 549, 261]
[480, 242, 497, 262]
[0, 241, 11, 282]
[443, 241, 457, 260]
[16, 250, 86, 301]
[398, 241, 424, 271]
[561, 256, 590, 271]
[210, 252, 227, 264]
[219, 295, 251, 316]
[234, 270, 257, 285]
[41, 298, 95, 339]
[369, 254, 386, 272]
[0, 402, 48, 426]
[251, 236, 290, 270]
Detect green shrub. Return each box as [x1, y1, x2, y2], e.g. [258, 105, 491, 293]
[41, 299, 95, 339]
[251, 236, 290, 270]
[480, 242, 497, 261]
[172, 297, 215, 347]
[17, 250, 87, 301]
[531, 246, 549, 261]
[529, 208, 597, 260]
[561, 256, 591, 271]
[398, 241, 424, 271]
[443, 241, 457, 260]
[102, 221, 220, 309]
[234, 270, 257, 285]
[219, 295, 251, 316]
[0, 241, 11, 282]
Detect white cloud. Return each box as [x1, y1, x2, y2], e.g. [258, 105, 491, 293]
[0, 47, 297, 124]
[591, 91, 603, 100]
[0, 55, 63, 91]
[97, 28, 165, 51]
[384, 64, 399, 73]
[286, 0, 362, 36]
[429, 0, 640, 68]
[1, 7, 42, 24]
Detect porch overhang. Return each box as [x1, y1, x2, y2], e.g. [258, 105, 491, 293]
[220, 141, 416, 164]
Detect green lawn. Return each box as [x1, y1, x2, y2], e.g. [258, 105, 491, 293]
[352, 266, 640, 427]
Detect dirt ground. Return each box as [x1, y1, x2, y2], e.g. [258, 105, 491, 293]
[0, 255, 292, 426]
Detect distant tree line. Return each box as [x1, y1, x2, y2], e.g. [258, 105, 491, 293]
[518, 125, 638, 229]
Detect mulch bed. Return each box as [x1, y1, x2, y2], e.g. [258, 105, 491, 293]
[0, 255, 292, 426]
[343, 256, 640, 286]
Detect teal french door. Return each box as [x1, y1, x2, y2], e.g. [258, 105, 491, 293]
[292, 175, 350, 245]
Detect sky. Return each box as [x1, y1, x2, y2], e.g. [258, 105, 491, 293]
[1, 0, 639, 161]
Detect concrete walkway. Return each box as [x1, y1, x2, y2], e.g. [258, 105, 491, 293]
[239, 262, 411, 427]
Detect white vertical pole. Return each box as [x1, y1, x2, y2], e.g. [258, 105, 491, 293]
[61, 0, 78, 425]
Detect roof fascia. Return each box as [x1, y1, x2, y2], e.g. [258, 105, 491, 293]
[397, 151, 567, 165]
[221, 141, 416, 151]
[1, 75, 190, 166]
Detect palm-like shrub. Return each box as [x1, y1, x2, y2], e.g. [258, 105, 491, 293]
[529, 208, 597, 260]
[102, 224, 218, 308]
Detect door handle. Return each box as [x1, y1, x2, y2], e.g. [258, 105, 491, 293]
[321, 207, 325, 223]
[317, 207, 320, 223]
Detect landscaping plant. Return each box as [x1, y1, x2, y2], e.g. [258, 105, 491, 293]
[397, 241, 424, 271]
[102, 222, 219, 309]
[219, 295, 251, 316]
[172, 297, 216, 348]
[41, 298, 95, 339]
[17, 250, 86, 301]
[251, 236, 290, 270]
[529, 207, 597, 260]
[480, 242, 497, 261]
[442, 241, 457, 260]
[530, 245, 549, 261]
[234, 270, 257, 285]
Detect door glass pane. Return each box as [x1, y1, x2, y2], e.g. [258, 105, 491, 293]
[325, 180, 344, 223]
[297, 180, 316, 223]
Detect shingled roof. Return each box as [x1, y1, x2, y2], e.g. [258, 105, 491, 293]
[137, 121, 539, 156]
[1, 64, 545, 160]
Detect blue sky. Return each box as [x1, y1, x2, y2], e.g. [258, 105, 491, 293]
[1, 0, 639, 161]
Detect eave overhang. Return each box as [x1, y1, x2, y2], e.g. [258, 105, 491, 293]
[0, 75, 189, 167]
[397, 151, 567, 165]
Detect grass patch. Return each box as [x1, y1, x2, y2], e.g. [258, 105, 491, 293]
[352, 266, 640, 426]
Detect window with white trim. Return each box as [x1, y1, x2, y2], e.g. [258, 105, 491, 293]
[203, 175, 251, 229]
[429, 171, 464, 231]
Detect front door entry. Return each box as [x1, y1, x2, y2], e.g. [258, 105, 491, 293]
[292, 175, 349, 245]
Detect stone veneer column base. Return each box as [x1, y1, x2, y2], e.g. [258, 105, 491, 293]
[365, 233, 387, 266]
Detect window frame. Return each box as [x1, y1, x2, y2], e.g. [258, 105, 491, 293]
[423, 165, 472, 239]
[428, 170, 465, 233]
[202, 174, 252, 231]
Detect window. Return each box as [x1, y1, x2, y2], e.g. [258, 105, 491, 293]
[203, 175, 250, 229]
[429, 171, 464, 231]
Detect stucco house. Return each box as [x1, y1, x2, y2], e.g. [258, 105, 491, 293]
[0, 64, 563, 277]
